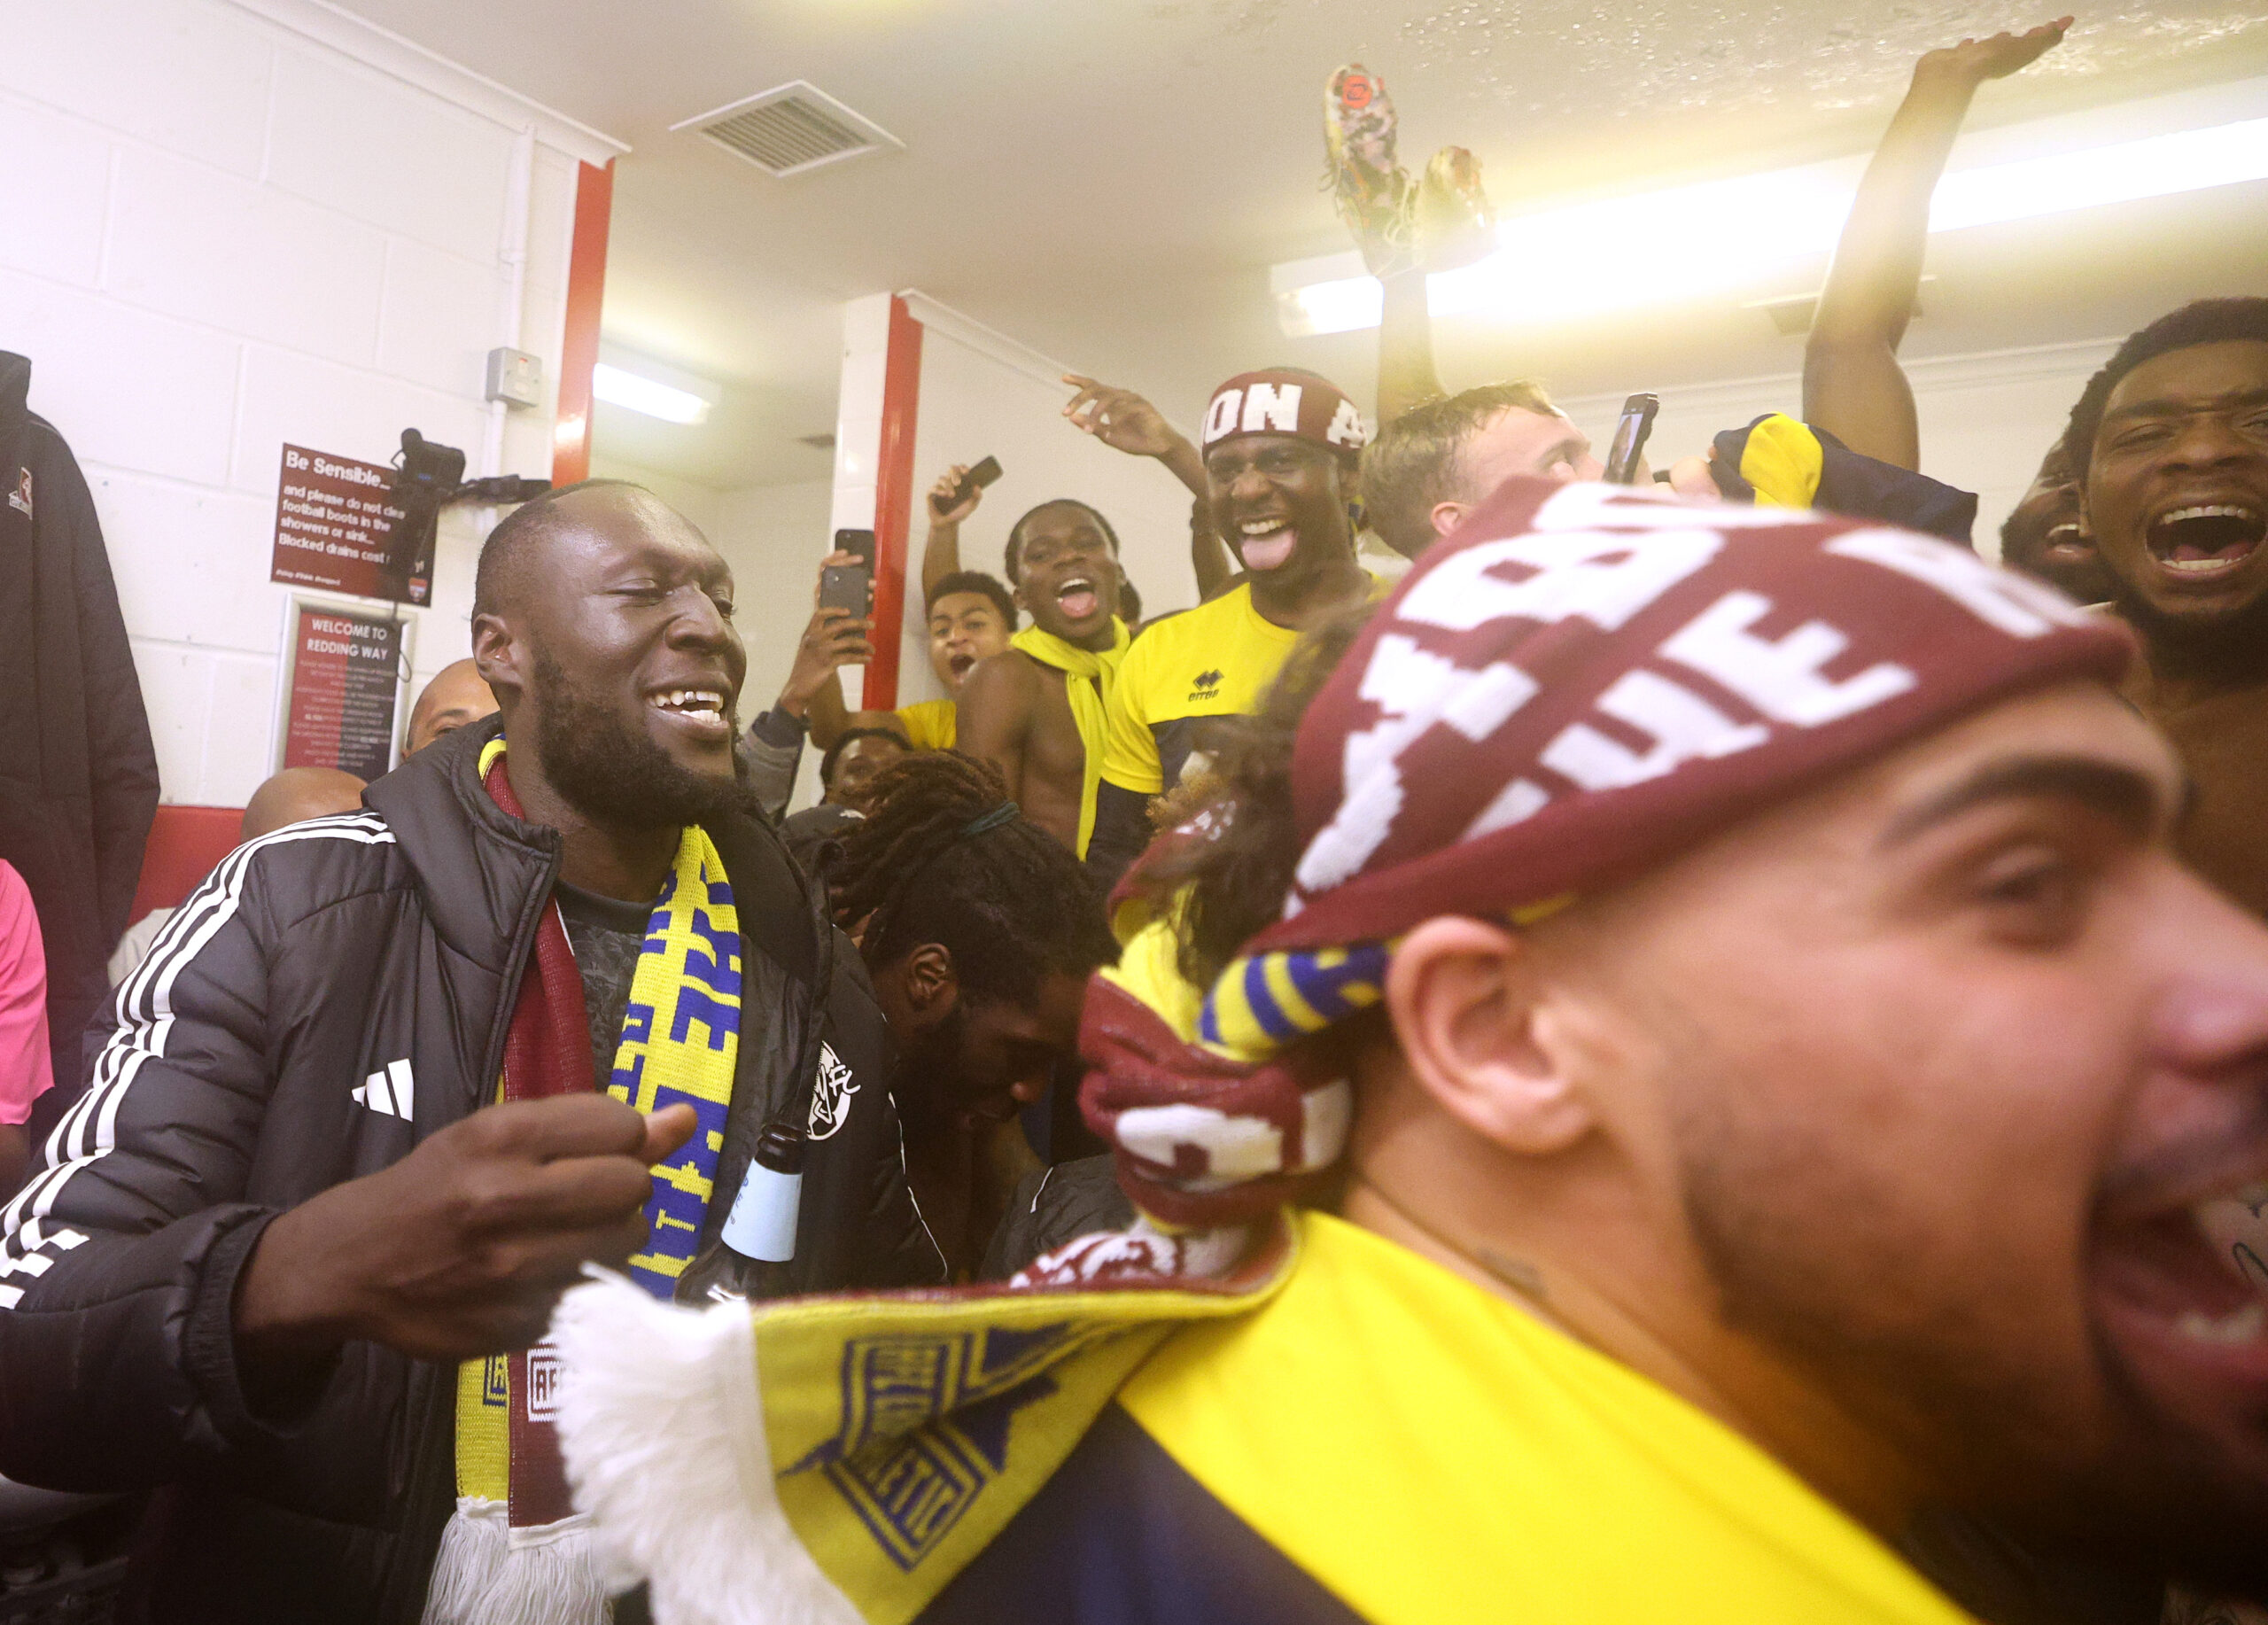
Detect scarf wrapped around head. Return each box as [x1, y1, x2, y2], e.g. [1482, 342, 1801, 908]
[1060, 475, 2132, 1273]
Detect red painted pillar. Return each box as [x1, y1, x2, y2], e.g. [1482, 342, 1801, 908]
[863, 294, 923, 709]
[552, 159, 615, 486]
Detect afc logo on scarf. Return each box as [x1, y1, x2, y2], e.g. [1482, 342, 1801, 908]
[524, 1339, 563, 1421]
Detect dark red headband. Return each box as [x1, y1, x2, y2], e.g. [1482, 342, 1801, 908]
[1256, 476, 2133, 956]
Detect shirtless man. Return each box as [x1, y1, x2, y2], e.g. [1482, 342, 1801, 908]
[957, 501, 1126, 855]
[2073, 297, 2268, 915]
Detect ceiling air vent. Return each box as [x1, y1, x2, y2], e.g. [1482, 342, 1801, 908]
[672, 82, 902, 179]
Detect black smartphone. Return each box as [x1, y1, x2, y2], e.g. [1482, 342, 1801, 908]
[950, 456, 1003, 508]
[833, 527, 877, 568]
[1604, 393, 1660, 486]
[819, 562, 870, 617]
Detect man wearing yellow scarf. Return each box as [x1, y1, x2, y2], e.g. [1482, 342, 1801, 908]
[958, 500, 1130, 857]
[555, 478, 2268, 1623]
[0, 481, 945, 1625]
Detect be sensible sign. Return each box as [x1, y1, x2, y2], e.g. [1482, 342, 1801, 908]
[270, 444, 429, 605]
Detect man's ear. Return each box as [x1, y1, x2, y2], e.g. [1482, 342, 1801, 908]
[470, 611, 528, 708]
[1429, 500, 1471, 540]
[901, 943, 960, 1025]
[1384, 916, 1593, 1156]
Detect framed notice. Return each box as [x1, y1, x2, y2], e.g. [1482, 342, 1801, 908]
[269, 444, 431, 606]
[276, 597, 415, 782]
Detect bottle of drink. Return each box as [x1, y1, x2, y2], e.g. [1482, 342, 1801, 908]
[716, 1124, 806, 1296]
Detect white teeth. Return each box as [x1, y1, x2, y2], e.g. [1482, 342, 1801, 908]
[1239, 519, 1286, 537]
[653, 689, 723, 713]
[2176, 1300, 2268, 1345]
[2165, 558, 2240, 573]
[2164, 505, 2259, 525]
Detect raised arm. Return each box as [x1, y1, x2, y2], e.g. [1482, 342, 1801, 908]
[920, 465, 984, 603]
[1377, 268, 1448, 425]
[796, 549, 905, 751]
[1805, 18, 2070, 470]
[1189, 496, 1235, 603]
[1062, 375, 1208, 501]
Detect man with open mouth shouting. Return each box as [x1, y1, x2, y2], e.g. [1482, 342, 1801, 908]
[2071, 298, 2268, 917]
[958, 498, 1129, 857]
[2000, 442, 2114, 606]
[0, 480, 944, 1623]
[550, 476, 2268, 1622]
[1086, 368, 1383, 886]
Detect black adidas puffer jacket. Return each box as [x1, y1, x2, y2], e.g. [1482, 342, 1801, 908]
[0, 716, 944, 1623]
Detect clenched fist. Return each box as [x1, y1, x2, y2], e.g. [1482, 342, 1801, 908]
[235, 1094, 696, 1379]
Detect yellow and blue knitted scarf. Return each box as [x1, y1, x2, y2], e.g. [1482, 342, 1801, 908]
[429, 737, 744, 1624]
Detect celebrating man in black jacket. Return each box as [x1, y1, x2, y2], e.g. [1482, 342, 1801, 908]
[0, 481, 944, 1623]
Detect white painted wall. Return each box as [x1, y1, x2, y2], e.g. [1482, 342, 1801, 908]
[0, 0, 616, 805]
[713, 478, 835, 812]
[588, 454, 723, 538]
[1556, 337, 2120, 559]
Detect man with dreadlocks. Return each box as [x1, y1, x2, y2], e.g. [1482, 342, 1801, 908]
[828, 750, 1118, 1279]
[555, 471, 2268, 1622]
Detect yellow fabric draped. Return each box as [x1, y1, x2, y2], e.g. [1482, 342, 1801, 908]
[1119, 1211, 1977, 1625]
[1008, 617, 1130, 858]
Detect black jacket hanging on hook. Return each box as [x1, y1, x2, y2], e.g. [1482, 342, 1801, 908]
[0, 351, 160, 1120]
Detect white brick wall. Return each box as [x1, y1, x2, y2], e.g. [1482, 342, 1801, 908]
[0, 0, 614, 805]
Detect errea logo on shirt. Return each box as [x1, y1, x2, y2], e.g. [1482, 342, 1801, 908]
[1188, 668, 1223, 702]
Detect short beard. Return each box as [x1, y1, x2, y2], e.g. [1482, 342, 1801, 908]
[2108, 576, 2268, 686]
[1676, 1113, 2268, 1606]
[530, 649, 750, 833]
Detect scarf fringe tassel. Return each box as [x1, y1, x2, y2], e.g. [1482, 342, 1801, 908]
[549, 1270, 863, 1625]
[423, 1498, 610, 1625]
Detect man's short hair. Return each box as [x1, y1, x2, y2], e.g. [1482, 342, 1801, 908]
[2061, 298, 2268, 480]
[1002, 501, 1121, 585]
[1360, 382, 1559, 558]
[472, 478, 645, 618]
[820, 726, 907, 790]
[928, 570, 1018, 630]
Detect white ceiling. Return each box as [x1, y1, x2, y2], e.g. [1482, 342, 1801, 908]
[342, 0, 2268, 490]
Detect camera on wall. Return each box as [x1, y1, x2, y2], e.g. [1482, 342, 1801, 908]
[384, 430, 551, 603]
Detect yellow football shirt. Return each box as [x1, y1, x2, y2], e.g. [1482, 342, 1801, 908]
[1118, 1211, 1977, 1625]
[895, 697, 956, 750]
[1102, 580, 1381, 796]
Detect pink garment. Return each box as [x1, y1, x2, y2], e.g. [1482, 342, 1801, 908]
[0, 861, 54, 1125]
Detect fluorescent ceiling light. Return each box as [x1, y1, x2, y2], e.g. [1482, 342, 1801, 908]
[593, 362, 713, 424]
[1277, 113, 2268, 338]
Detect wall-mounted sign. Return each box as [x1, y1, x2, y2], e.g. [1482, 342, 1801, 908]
[278, 599, 411, 782]
[269, 444, 429, 605]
